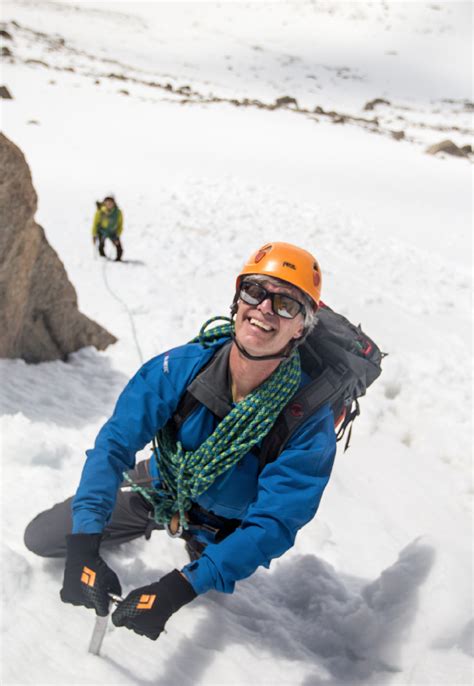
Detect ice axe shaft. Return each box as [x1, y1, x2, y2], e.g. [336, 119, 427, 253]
[88, 593, 123, 656]
[88, 614, 108, 656]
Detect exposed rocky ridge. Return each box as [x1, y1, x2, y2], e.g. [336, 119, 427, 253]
[2, 20, 472, 155]
[0, 133, 117, 363]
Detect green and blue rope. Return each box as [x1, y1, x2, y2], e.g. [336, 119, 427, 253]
[124, 317, 301, 529]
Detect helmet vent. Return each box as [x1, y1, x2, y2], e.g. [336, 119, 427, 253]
[254, 246, 271, 263]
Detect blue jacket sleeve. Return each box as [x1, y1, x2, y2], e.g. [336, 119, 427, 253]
[182, 406, 336, 595]
[72, 354, 180, 533]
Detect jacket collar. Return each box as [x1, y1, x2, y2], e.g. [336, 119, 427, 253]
[187, 341, 233, 419]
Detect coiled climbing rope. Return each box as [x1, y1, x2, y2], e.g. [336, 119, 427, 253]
[124, 317, 301, 529]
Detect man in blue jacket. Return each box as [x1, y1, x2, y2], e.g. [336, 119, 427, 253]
[24, 241, 336, 641]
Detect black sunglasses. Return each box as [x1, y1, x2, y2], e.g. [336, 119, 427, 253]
[239, 280, 306, 320]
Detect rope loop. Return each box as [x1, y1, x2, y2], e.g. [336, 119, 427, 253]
[126, 317, 301, 530]
[191, 316, 234, 348]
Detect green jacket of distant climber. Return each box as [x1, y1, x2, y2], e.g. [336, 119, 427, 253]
[92, 204, 123, 239]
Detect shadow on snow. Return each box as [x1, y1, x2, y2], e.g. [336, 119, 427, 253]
[0, 347, 128, 427]
[158, 539, 435, 685]
[75, 537, 435, 685]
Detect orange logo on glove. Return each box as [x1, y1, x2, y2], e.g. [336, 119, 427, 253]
[81, 566, 96, 587]
[136, 594, 156, 610]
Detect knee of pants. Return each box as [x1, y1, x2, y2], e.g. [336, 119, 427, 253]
[23, 513, 67, 558]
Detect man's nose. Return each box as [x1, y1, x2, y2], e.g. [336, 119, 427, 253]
[257, 297, 274, 315]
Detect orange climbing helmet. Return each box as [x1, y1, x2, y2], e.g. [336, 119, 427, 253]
[236, 242, 322, 309]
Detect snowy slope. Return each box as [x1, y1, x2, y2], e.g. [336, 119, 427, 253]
[1, 1, 472, 685]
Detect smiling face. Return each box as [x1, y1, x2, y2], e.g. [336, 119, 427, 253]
[234, 278, 306, 358]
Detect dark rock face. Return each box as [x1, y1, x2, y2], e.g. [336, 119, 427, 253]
[0, 133, 117, 363]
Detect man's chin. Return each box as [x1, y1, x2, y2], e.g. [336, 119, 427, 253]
[235, 334, 284, 360]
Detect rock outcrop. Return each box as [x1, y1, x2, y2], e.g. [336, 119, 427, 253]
[0, 133, 117, 363]
[0, 86, 13, 99]
[425, 139, 470, 158]
[363, 98, 390, 111]
[275, 95, 298, 108]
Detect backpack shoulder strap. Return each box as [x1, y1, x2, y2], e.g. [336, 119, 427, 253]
[257, 365, 353, 472]
[172, 390, 201, 431]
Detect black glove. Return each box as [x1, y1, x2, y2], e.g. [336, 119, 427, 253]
[60, 534, 121, 617]
[111, 569, 196, 640]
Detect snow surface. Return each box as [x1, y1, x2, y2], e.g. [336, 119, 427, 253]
[1, 1, 472, 684]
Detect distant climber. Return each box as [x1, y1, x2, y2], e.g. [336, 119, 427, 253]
[92, 196, 123, 261]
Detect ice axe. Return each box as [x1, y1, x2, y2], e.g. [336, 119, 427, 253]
[88, 593, 123, 656]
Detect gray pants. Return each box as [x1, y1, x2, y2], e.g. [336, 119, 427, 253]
[24, 460, 165, 558]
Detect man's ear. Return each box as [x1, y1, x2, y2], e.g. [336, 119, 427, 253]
[292, 324, 305, 340]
